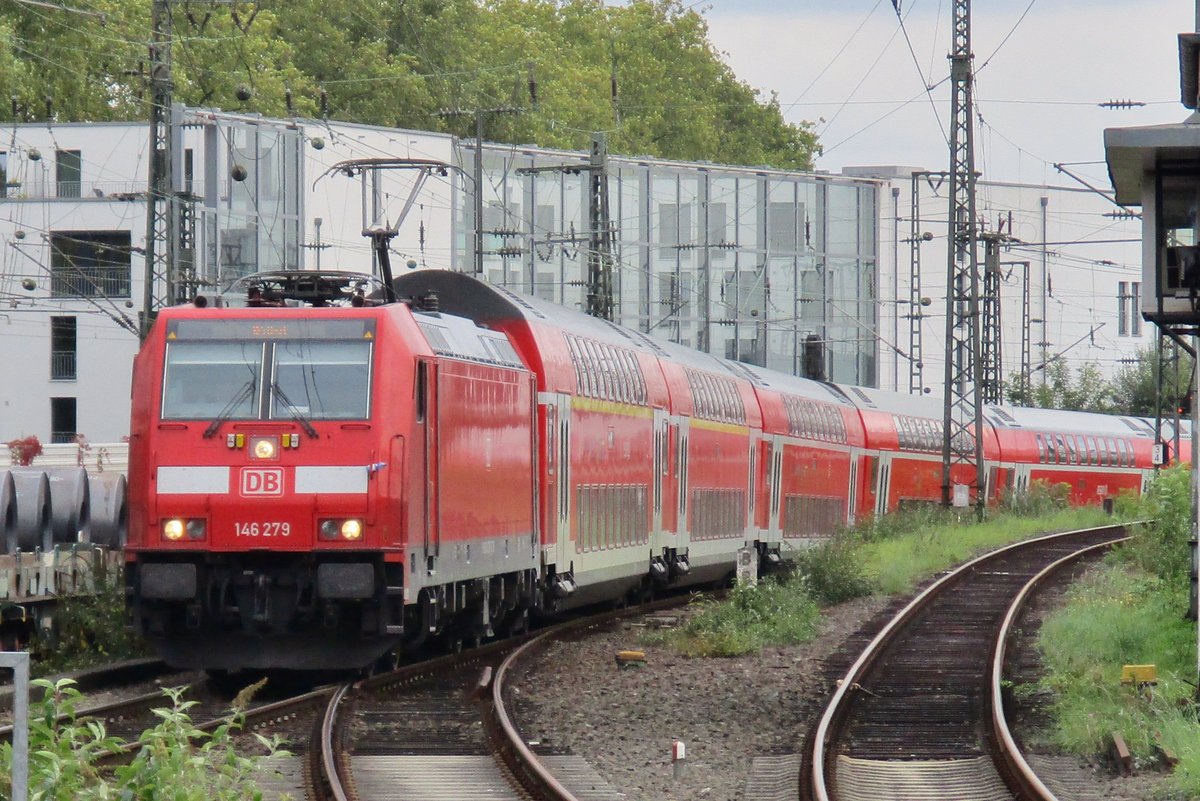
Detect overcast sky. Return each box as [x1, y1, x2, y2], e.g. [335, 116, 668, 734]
[702, 0, 1195, 188]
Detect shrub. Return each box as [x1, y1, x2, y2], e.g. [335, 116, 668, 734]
[1114, 464, 1192, 587]
[1002, 479, 1070, 517]
[0, 679, 287, 800]
[31, 565, 151, 676]
[5, 435, 42, 466]
[670, 578, 819, 657]
[792, 535, 875, 605]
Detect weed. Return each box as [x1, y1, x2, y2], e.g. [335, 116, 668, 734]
[669, 578, 819, 657]
[792, 535, 874, 605]
[0, 678, 288, 799]
[32, 567, 150, 676]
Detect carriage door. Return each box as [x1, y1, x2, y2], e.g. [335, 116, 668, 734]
[554, 394, 572, 572]
[1013, 463, 1032, 496]
[418, 360, 439, 569]
[652, 409, 668, 539]
[875, 453, 892, 518]
[847, 452, 860, 526]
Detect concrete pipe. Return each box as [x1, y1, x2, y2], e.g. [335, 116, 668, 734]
[87, 473, 127, 548]
[42, 466, 91, 545]
[0, 472, 15, 554]
[10, 471, 51, 552]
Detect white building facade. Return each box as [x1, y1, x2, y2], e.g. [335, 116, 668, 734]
[0, 112, 1145, 445]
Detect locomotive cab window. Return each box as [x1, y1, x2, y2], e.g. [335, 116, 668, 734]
[162, 341, 264, 419]
[271, 340, 372, 420]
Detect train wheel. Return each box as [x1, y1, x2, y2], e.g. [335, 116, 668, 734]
[369, 649, 401, 676]
[505, 609, 529, 636]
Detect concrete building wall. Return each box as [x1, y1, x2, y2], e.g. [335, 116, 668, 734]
[851, 165, 1147, 397]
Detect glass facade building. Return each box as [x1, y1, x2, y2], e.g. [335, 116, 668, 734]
[454, 144, 880, 385]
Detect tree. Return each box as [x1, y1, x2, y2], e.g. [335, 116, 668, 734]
[1005, 346, 1194, 417]
[0, 0, 819, 170]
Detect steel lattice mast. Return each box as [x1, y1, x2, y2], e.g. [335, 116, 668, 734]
[941, 0, 985, 513]
[141, 0, 177, 339]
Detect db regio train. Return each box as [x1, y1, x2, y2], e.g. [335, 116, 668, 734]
[124, 268, 1170, 671]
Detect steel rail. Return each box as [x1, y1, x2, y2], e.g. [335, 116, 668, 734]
[989, 535, 1128, 800]
[320, 681, 355, 801]
[490, 628, 581, 801]
[809, 523, 1126, 801]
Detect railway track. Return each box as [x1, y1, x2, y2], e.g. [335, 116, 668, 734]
[808, 524, 1128, 801]
[304, 603, 678, 801]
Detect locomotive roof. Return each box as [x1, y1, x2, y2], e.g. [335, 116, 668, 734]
[986, 404, 1154, 436]
[412, 311, 526, 369]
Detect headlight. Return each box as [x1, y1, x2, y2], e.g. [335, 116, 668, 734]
[251, 436, 277, 460]
[319, 518, 364, 541]
[163, 518, 206, 541]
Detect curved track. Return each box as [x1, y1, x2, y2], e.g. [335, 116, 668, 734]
[809, 524, 1127, 801]
[312, 602, 680, 801]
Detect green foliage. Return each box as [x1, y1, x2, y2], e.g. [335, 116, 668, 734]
[1007, 345, 1190, 417]
[861, 507, 1111, 595]
[1, 0, 818, 170]
[791, 536, 874, 605]
[0, 679, 287, 800]
[1006, 357, 1116, 413]
[1000, 479, 1070, 517]
[1033, 467, 1200, 795]
[1036, 564, 1200, 793]
[1114, 464, 1193, 588]
[853, 503, 958, 543]
[669, 577, 819, 657]
[31, 568, 150, 677]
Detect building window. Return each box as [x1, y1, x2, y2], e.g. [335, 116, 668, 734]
[50, 397, 76, 444]
[658, 203, 692, 257]
[1118, 281, 1128, 336]
[56, 149, 81, 198]
[1118, 281, 1141, 337]
[50, 231, 132, 298]
[768, 202, 798, 252]
[1131, 282, 1142, 336]
[50, 316, 77, 381]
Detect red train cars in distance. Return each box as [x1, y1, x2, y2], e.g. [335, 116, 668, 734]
[125, 269, 1164, 672]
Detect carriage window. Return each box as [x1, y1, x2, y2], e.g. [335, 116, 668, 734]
[162, 341, 263, 419]
[271, 340, 372, 420]
[1116, 438, 1129, 466]
[1085, 436, 1098, 465]
[1035, 434, 1047, 463]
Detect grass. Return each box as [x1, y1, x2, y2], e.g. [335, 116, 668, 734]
[667, 577, 820, 657]
[1034, 466, 1200, 797]
[661, 480, 1116, 658]
[860, 506, 1112, 595]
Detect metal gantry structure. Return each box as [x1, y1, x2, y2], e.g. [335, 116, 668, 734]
[980, 233, 1004, 405]
[141, 0, 178, 340]
[941, 0, 986, 513]
[907, 173, 944, 395]
[586, 133, 615, 321]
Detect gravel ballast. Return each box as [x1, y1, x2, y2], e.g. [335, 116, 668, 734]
[509, 592, 1174, 801]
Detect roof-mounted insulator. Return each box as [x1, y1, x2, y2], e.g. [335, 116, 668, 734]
[422, 291, 439, 313]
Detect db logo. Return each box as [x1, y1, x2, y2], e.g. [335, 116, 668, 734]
[241, 468, 284, 496]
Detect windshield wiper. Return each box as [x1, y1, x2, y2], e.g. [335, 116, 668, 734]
[203, 379, 256, 439]
[270, 382, 319, 439]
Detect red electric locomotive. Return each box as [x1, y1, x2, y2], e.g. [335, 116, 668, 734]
[126, 267, 1163, 673]
[127, 272, 540, 670]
